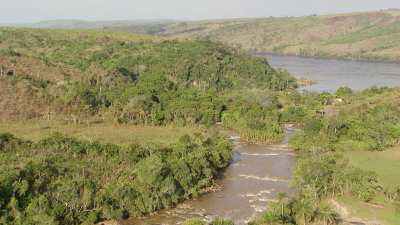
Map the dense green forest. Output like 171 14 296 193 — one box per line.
0 131 232 224
0 28 295 143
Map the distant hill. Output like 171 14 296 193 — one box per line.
10 10 400 61
113 9 400 62
4 19 176 30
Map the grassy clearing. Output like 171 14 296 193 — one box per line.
339 147 400 224
0 120 201 145
338 195 400 225
344 148 400 189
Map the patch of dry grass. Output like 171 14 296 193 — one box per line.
0 120 201 145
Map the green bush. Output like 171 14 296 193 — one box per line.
346 168 381 202
251 191 339 225
0 133 26 152
184 218 206 225
336 86 353 98
280 106 307 123
210 218 234 225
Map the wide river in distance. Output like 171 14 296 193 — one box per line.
128 55 400 225
264 54 400 92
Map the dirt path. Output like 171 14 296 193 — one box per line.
330 200 383 225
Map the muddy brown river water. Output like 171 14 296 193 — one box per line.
128 128 296 225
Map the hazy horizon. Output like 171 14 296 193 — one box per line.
1 0 400 24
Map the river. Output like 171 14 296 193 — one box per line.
265 54 400 92
128 127 296 225
128 55 400 225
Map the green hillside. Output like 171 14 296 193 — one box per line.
0 28 295 138
116 9 400 62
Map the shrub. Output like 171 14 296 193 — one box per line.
184 218 206 225
210 218 234 225
336 86 353 98
0 133 26 151
346 168 381 202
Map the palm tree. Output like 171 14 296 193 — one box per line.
293 197 314 225
277 192 288 219
315 204 340 225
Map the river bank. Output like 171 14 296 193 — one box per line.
257 52 400 65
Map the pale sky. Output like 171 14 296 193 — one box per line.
1 0 400 23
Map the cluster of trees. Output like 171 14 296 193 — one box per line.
293 153 381 202
290 87 400 152
221 90 284 143
0 131 232 225
384 186 400 212
250 193 339 225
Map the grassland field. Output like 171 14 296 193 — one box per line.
0 120 201 146
336 147 400 225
